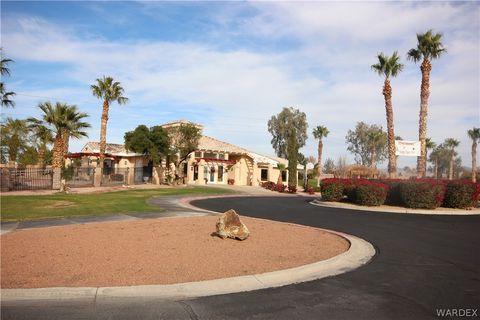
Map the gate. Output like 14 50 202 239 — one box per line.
65 167 95 188
101 167 128 186
1 168 53 191
133 166 153 184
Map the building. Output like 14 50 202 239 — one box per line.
66 120 300 186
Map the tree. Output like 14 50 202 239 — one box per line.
1 49 15 108
33 102 90 168
276 163 286 184
312 125 329 186
444 138 460 180
91 76 129 167
0 118 29 163
323 158 335 174
467 127 480 182
371 51 403 178
345 122 387 167
124 125 170 165
27 119 53 168
407 30 447 178
268 107 308 187
61 107 91 157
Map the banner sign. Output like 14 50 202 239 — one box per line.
395 140 421 156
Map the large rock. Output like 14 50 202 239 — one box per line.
215 209 250 241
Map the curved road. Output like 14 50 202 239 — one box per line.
3 196 480 320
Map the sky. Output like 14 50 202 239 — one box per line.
1 1 479 169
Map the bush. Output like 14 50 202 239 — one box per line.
443 181 480 209
320 179 345 201
287 185 297 193
378 179 404 206
400 180 446 209
274 183 287 193
351 181 388 206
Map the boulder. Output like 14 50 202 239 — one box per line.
215 209 250 241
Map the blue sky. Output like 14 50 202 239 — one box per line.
1 1 479 169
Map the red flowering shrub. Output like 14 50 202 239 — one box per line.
274 183 287 193
320 179 345 201
351 181 388 206
262 181 275 190
443 180 480 209
400 179 446 209
287 185 297 193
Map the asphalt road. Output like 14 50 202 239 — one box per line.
3 196 480 320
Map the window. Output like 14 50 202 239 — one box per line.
194 152 202 158
124 160 128 165
261 169 268 181
218 153 225 160
281 170 287 182
218 165 223 182
204 152 216 159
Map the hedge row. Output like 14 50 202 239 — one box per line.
261 181 297 194
320 178 480 209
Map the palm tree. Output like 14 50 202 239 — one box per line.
276 163 286 184
0 118 29 163
35 102 90 168
444 138 459 180
468 127 480 182
1 49 15 108
312 125 329 186
407 30 447 178
90 76 128 168
371 51 404 179
27 119 53 168
429 146 441 179
425 137 436 176
62 106 91 157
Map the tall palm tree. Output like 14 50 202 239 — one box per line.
312 125 329 186
429 146 441 179
468 127 480 182
62 107 91 157
1 49 15 108
0 118 29 163
27 119 53 168
425 137 436 176
444 138 459 180
90 76 128 167
407 30 447 178
371 51 404 179
35 102 90 168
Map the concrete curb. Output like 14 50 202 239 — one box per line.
310 199 480 215
1 230 375 302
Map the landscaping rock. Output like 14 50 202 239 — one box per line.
215 209 250 241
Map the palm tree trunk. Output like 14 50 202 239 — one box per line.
99 100 110 168
371 147 377 169
316 141 323 186
52 133 64 168
383 79 396 179
472 142 477 183
62 129 70 159
38 146 46 169
417 58 432 178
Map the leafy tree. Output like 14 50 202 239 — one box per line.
323 158 335 174
61 107 91 157
407 30 447 177
91 76 129 167
268 107 308 187
0 118 29 162
444 138 460 180
124 125 170 165
467 127 480 183
33 102 90 168
312 125 329 185
345 122 387 167
371 51 403 178
18 146 39 167
0 48 15 108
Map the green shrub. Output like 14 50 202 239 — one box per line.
443 181 480 209
320 179 344 201
400 180 446 209
378 179 404 206
352 183 388 206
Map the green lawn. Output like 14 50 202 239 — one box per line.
0 186 236 222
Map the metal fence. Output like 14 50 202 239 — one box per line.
1 168 53 191
65 167 95 188
101 167 128 186
133 166 153 184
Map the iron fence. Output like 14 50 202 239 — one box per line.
101 167 128 186
65 167 95 188
133 166 153 184
1 168 53 191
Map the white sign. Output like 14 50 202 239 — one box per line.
395 140 421 156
